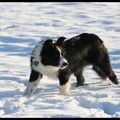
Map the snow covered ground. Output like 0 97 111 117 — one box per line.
0 2 120 118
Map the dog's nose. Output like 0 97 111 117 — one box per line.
62 62 68 67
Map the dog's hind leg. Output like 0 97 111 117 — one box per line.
94 47 119 85
24 70 43 96
96 62 119 85
92 65 107 80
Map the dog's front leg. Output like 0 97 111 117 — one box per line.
58 68 71 95
24 70 43 96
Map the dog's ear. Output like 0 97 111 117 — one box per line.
56 37 66 47
44 39 53 46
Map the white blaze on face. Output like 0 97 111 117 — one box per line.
57 47 68 68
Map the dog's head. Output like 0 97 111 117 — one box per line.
40 39 68 69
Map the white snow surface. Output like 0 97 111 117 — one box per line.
0 2 120 118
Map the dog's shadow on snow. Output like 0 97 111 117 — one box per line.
34 84 59 96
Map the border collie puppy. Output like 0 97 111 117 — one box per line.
24 39 69 96
25 33 119 96
56 33 119 88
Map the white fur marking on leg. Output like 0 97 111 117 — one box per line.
24 79 40 96
100 77 112 84
60 80 71 95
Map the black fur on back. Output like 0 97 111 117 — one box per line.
57 33 104 73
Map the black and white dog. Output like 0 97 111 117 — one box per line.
24 33 119 96
24 39 69 96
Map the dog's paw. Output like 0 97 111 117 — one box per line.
60 80 71 95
